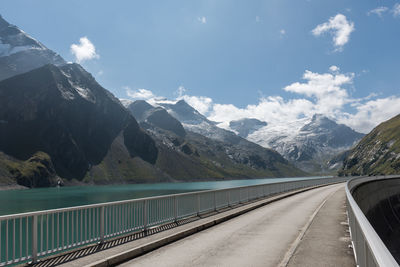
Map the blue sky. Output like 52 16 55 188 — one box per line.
1 0 400 132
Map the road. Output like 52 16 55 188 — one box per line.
120 183 345 267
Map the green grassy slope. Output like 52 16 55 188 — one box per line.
340 114 400 176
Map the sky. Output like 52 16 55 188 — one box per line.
1 0 400 133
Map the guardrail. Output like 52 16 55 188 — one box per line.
346 176 399 267
0 177 347 266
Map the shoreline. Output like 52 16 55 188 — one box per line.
0 176 331 192
0 183 28 191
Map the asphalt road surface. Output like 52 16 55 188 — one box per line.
120 183 344 267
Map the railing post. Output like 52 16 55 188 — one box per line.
213 191 217 211
174 196 178 223
228 190 231 207
143 200 148 233
99 206 105 244
197 193 200 216
32 215 38 263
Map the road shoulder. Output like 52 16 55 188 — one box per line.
286 187 355 267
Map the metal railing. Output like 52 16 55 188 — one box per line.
346 176 399 267
0 176 347 266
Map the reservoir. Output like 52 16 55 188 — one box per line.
0 176 330 216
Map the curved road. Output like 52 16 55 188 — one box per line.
120 183 344 267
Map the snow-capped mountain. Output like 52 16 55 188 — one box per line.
127 100 187 137
156 99 362 173
247 114 364 173
0 15 65 81
229 118 267 138
158 100 240 143
125 100 305 177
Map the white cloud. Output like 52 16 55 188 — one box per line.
125 87 155 100
312 14 354 51
329 65 340 73
280 29 286 37
339 97 400 133
70 37 99 63
283 69 353 115
207 67 399 134
175 86 186 98
367 6 389 17
198 16 207 24
173 86 213 114
181 95 213 115
124 69 400 134
208 96 314 128
392 3 400 17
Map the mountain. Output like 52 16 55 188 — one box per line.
229 118 267 138
0 63 158 186
0 64 304 187
340 114 400 176
0 16 306 187
0 15 65 81
247 114 364 173
159 100 252 144
127 100 186 137
127 100 306 179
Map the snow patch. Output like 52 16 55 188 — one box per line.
119 98 134 107
73 84 95 102
0 40 45 57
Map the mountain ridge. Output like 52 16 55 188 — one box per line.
0 15 65 81
245 114 364 173
127 100 306 179
340 114 400 176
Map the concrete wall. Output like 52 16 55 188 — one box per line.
352 177 400 262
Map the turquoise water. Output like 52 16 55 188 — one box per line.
0 176 330 216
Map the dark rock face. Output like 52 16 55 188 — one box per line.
146 108 186 138
0 15 65 81
123 118 158 164
0 64 157 180
127 100 154 122
229 118 267 138
128 100 186 138
159 100 207 125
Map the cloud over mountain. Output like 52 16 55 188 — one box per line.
70 36 99 63
125 66 400 134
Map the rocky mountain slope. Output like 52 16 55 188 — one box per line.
0 15 307 187
0 63 158 186
340 114 400 176
127 100 306 179
246 114 364 173
229 118 267 138
0 15 65 81
128 100 186 137
158 99 363 174
159 100 263 146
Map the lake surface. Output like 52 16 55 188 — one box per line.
0 176 330 216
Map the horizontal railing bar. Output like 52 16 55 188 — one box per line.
346 176 399 267
0 177 337 220
0 176 349 266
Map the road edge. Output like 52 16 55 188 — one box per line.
87 182 345 267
